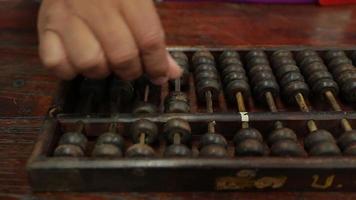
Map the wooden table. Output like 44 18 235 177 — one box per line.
1 1 356 199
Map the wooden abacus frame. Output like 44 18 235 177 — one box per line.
27 47 356 192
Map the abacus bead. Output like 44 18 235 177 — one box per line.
219 57 243 69
253 79 280 101
195 70 220 81
341 79 356 102
344 144 356 156
328 57 352 69
131 119 158 145
324 50 347 63
283 81 310 103
268 128 298 146
92 144 122 157
200 133 228 148
223 72 248 86
54 144 84 157
164 144 192 157
170 51 188 63
304 129 336 151
225 79 251 99
59 132 87 150
246 50 267 61
300 62 328 75
233 128 263 144
330 64 354 78
270 140 306 157
164 118 192 144
126 144 155 157
96 132 125 150
306 71 333 86
249 65 273 75
235 139 265 156
247 57 269 69
219 50 240 61
272 57 296 68
274 65 300 80
295 50 318 62
165 100 190 113
312 79 339 98
300 56 323 68
194 64 218 73
192 51 214 66
335 72 356 86
200 145 228 157
132 102 157 114
279 71 305 86
196 79 221 101
272 50 294 58
222 64 246 77
309 142 341 156
338 130 356 150
250 71 276 85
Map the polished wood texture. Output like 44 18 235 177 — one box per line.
1 0 356 199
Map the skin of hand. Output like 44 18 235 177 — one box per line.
37 0 182 85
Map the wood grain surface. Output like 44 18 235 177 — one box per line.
1 0 356 199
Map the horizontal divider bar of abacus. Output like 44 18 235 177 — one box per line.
167 46 356 52
56 111 356 124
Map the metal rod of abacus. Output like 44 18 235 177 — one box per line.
294 93 318 132
175 78 181 92
265 92 283 129
235 92 249 129
144 85 150 102
205 91 216 133
325 91 353 132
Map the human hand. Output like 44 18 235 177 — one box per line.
38 0 182 84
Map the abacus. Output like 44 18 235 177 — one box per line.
27 47 356 192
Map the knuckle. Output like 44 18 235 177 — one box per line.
140 31 165 53
73 55 101 71
107 49 139 67
40 55 62 70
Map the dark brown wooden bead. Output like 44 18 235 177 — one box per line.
170 51 189 63
235 139 265 156
341 79 356 102
279 71 305 86
245 50 267 62
132 102 157 114
299 62 328 75
234 128 263 144
344 143 356 156
295 50 318 63
225 79 251 100
221 64 246 77
270 140 306 157
222 71 248 85
328 56 352 69
304 129 337 151
323 50 347 63
250 71 276 85
268 127 298 145
192 51 215 67
54 144 85 157
58 132 88 151
130 119 158 145
164 144 192 157
274 64 300 80
219 57 243 70
283 81 310 103
92 144 123 157
95 132 125 151
200 144 228 157
252 79 280 102
194 63 218 74
338 130 356 151
307 71 333 87
125 144 155 158
164 118 192 144
272 57 296 68
299 55 323 68
164 92 190 113
248 64 273 76
196 78 221 101
247 57 270 69
195 70 220 81
311 79 339 98
309 142 341 156
200 133 228 149
219 50 240 62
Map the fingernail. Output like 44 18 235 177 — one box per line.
167 54 183 79
151 76 169 85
